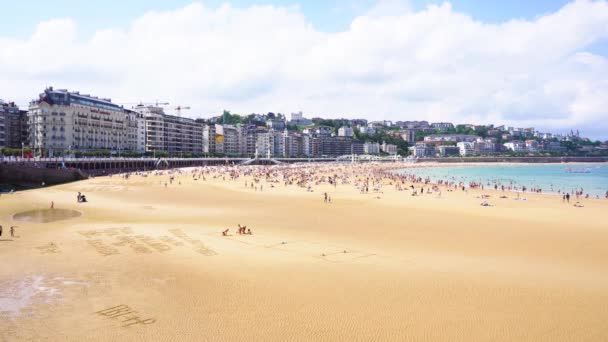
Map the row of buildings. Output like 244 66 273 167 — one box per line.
0 100 28 150
409 138 570 157
2 87 599 158
3 87 372 157
203 123 366 157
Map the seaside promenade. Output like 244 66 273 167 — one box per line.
1 163 607 341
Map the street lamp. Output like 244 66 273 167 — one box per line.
21 142 24 159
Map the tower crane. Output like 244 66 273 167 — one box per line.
171 105 191 117
118 101 170 107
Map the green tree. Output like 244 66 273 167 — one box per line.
221 110 243 125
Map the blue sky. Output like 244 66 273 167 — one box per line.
1 0 575 36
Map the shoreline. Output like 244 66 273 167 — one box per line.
386 162 607 198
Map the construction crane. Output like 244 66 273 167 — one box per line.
172 105 191 117
118 101 170 107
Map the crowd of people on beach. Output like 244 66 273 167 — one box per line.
105 162 607 219
1 162 602 252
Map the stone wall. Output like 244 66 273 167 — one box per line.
0 163 86 187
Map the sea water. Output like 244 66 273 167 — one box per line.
395 164 608 197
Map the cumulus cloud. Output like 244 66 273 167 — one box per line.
1 0 607 139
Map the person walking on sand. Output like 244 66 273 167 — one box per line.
10 226 16 237
0 225 3 237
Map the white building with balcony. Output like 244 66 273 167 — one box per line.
363 141 380 154
381 142 398 155
28 87 131 156
338 126 354 137
457 142 475 156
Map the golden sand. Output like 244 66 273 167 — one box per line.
1 163 607 341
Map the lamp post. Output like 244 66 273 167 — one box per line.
21 142 24 159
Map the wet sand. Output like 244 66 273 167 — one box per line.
1 163 607 341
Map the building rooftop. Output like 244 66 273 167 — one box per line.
32 87 123 112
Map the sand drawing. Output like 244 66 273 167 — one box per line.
135 235 172 252
169 228 218 256
158 236 184 246
77 227 215 257
87 240 120 256
95 305 155 328
112 236 152 254
78 227 133 238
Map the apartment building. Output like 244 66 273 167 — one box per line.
363 141 380 154
202 124 216 154
28 87 130 155
133 104 202 155
1 100 28 149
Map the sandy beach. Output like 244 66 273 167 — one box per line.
1 163 607 341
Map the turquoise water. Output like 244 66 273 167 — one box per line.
395 164 608 197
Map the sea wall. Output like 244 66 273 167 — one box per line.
418 156 608 163
0 163 86 187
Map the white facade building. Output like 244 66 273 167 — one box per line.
431 122 454 132
381 142 398 155
216 124 239 155
457 142 475 156
28 87 131 156
202 124 216 154
256 132 275 158
338 126 354 137
133 104 202 155
363 142 380 154
358 125 376 135
290 111 303 122
503 141 526 152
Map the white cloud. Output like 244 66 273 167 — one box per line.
1 0 608 139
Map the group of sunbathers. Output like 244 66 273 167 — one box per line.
222 224 252 236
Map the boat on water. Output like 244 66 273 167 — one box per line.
566 167 591 173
